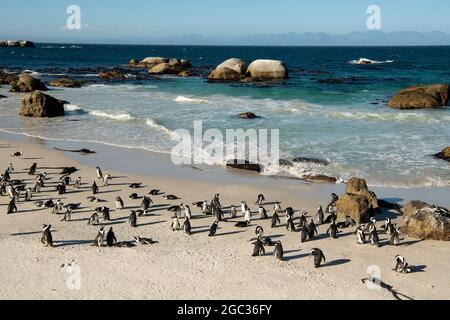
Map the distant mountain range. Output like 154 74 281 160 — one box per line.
132 31 450 46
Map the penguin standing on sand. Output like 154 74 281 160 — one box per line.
183 217 192 235
6 198 17 214
251 236 265 257
394 255 412 274
214 206 224 222
129 211 137 228
88 211 99 226
389 227 401 246
25 187 32 201
298 212 307 229
28 163 37 175
103 174 112 186
2 170 10 182
300 226 308 243
316 206 324 224
208 221 219 237
259 206 268 219
106 227 117 247
286 215 296 232
7 163 14 173
356 224 366 244
41 224 53 247
230 205 237 218
255 194 266 205
74 177 82 189
241 201 248 215
255 226 264 237
244 208 252 223
52 200 63 215
96 167 103 179
273 241 284 261
171 217 181 231
310 248 326 268
274 202 282 214
92 227 105 247
202 201 211 215
141 196 153 212
327 221 339 239
369 225 380 247
184 205 192 220
115 196 124 210
102 206 111 221
308 220 318 240
271 210 281 228
383 218 395 236
91 181 99 195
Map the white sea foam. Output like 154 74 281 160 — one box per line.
349 57 394 65
174 96 210 104
90 110 135 121
145 118 182 141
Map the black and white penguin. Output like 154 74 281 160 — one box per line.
271 211 281 228
258 206 268 220
310 248 326 268
316 205 324 224
92 227 105 247
134 236 156 245
115 196 124 210
273 202 282 214
241 201 248 215
389 226 401 246
91 181 99 195
208 221 219 237
202 201 211 215
7 163 14 173
286 215 296 232
96 167 103 179
149 189 160 196
369 225 380 247
40 224 53 247
61 176 71 186
28 163 37 175
300 227 308 243
324 212 337 224
11 149 23 157
163 194 179 200
308 219 318 240
244 208 252 223
106 227 117 247
183 217 192 235
25 187 32 201
214 206 225 222
6 198 17 214
129 210 137 228
255 226 264 237
103 174 112 186
356 224 366 244
102 206 111 221
129 193 140 200
383 218 395 236
251 236 265 257
170 217 181 231
88 211 99 226
394 255 412 274
52 200 63 215
298 212 308 229
273 241 284 261
327 221 339 239
74 177 82 189
141 196 153 211
230 205 237 218
235 220 250 228
255 194 266 205
56 183 66 195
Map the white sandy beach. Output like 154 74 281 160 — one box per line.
0 136 449 300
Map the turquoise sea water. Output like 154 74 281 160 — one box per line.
0 44 449 187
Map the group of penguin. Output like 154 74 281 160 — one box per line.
2 150 413 274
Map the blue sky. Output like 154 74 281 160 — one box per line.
1 0 450 43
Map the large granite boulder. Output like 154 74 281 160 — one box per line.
148 63 183 75
20 91 66 117
99 69 126 80
434 147 450 162
401 201 450 241
0 72 18 85
208 58 247 81
10 74 48 92
336 177 379 223
239 112 258 119
245 60 288 80
141 57 169 66
226 160 262 173
388 84 450 109
48 78 83 88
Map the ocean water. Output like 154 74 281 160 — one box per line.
0 44 449 188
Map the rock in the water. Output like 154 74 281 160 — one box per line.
293 157 330 166
388 84 450 109
208 58 247 81
239 112 258 119
0 94 6 99
226 160 262 173
10 74 48 92
303 174 337 183
48 78 83 88
402 201 450 241
20 91 66 118
245 59 288 80
434 147 450 162
0 71 18 85
141 57 169 66
99 69 126 80
178 70 192 77
149 63 182 75
336 177 379 223
0 40 35 47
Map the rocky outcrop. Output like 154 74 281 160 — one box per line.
388 84 450 109
48 78 83 88
148 59 193 76
0 40 35 47
208 58 247 81
239 112 259 119
336 177 379 223
303 174 337 183
226 160 262 173
20 91 66 118
434 147 450 162
293 157 330 166
10 74 48 92
99 69 126 81
0 95 6 100
401 201 450 241
245 60 288 80
0 72 18 85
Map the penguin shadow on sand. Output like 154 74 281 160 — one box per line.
322 258 352 268
137 220 167 228
215 230 246 237
53 239 93 248
283 250 309 261
11 230 58 237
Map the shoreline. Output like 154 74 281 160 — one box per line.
0 133 449 300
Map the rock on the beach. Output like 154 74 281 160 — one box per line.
208 58 247 81
226 160 262 173
48 78 83 88
303 174 337 183
402 201 450 241
10 74 48 92
99 69 126 81
239 112 258 119
0 71 18 85
245 59 288 80
20 91 66 118
434 147 450 162
336 177 379 223
388 84 450 109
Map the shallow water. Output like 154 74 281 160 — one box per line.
0 44 449 187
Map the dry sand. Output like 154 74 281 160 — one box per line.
0 137 449 300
